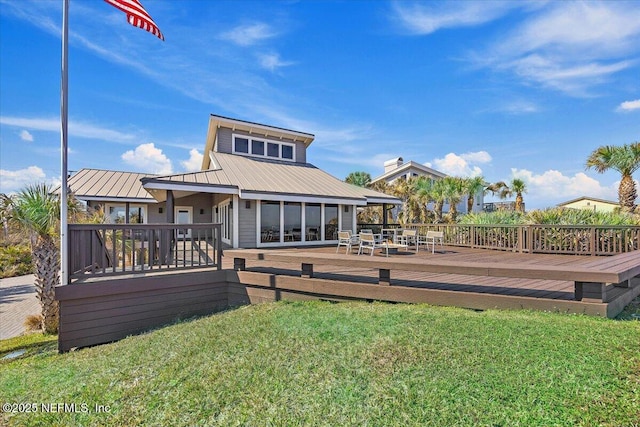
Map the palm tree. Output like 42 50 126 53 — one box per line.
462 176 485 214
510 178 527 213
344 171 372 188
412 176 434 222
429 179 447 223
6 184 83 333
486 179 527 212
586 142 640 213
442 176 466 221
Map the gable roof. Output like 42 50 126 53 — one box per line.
67 168 156 203
143 152 400 205
371 160 447 183
201 114 315 170
557 196 618 207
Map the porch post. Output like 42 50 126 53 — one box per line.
166 190 175 223
125 202 130 224
162 190 175 264
382 204 388 228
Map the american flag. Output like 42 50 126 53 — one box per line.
104 0 165 41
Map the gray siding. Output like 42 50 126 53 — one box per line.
238 200 257 248
175 193 214 224
294 141 306 163
216 128 233 154
341 205 353 232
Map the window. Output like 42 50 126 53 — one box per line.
234 137 249 153
267 142 279 158
305 204 321 241
284 202 302 242
252 140 264 156
106 204 147 224
260 202 280 243
282 145 293 160
324 204 338 241
233 134 295 161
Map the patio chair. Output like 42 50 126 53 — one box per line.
423 230 444 254
396 229 417 251
336 230 360 253
358 232 379 256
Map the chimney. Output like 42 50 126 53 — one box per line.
384 157 403 174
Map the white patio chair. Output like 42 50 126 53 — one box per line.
396 229 417 251
424 230 444 254
336 230 360 253
358 232 379 256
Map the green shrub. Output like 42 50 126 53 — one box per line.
0 243 33 278
459 207 640 226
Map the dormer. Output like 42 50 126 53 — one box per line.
201 114 315 169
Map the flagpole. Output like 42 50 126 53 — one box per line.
60 0 69 286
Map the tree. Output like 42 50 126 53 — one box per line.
462 176 486 214
6 184 83 333
510 178 527 213
442 176 466 221
344 171 372 188
586 142 640 213
486 179 527 212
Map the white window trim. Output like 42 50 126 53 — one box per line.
256 201 341 248
232 133 296 162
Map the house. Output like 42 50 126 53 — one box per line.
557 196 619 213
68 114 400 248
370 157 484 214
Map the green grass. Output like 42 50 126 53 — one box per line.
1 302 639 426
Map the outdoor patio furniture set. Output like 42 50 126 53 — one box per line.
337 229 444 257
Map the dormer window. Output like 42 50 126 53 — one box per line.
234 137 249 153
233 134 296 162
252 140 264 156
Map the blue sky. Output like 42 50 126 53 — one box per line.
1 0 639 209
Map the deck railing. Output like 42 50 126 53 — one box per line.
68 223 223 283
359 223 640 256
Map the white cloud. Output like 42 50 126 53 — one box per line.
180 149 203 172
219 23 277 46
121 143 172 174
0 166 46 193
427 151 491 177
392 1 519 35
0 116 138 144
19 130 34 142
616 99 640 112
475 2 640 96
258 53 295 72
509 168 618 208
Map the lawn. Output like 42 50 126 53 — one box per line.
1 301 639 426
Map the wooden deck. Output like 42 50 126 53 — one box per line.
225 245 640 318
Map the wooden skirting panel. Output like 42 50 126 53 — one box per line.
228 270 614 317
56 270 229 352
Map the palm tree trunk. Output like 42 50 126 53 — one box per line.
619 174 637 213
515 194 524 213
434 201 443 223
467 195 473 214
33 236 60 334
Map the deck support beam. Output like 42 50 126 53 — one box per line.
302 263 313 278
379 268 391 286
575 281 606 302
234 257 246 271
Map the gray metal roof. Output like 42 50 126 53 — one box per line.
143 153 400 205
371 160 447 184
68 169 156 202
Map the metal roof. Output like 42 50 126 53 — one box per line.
143 152 400 205
68 169 156 202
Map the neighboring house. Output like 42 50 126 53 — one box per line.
68 114 400 248
557 196 619 213
370 157 484 214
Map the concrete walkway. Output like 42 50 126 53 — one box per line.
0 275 40 340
